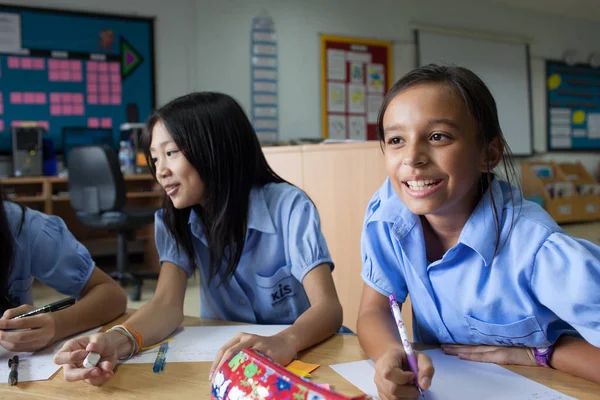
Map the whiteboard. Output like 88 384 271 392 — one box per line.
417 30 533 156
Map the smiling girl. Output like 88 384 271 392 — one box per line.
356 64 600 399
54 92 342 385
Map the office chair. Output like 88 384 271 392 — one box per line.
68 145 159 301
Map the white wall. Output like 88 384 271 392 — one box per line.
8 0 600 178
194 0 600 177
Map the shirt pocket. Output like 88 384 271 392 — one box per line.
254 265 308 324
464 315 546 346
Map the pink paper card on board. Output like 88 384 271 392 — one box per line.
24 93 35 104
73 93 84 104
111 84 122 93
35 93 46 104
87 61 97 71
87 72 97 82
10 92 22 104
73 72 82 81
48 59 59 69
62 105 73 115
49 71 60 81
60 60 69 69
110 63 119 73
100 83 109 94
38 121 49 130
88 95 98 104
7 57 19 69
70 60 81 71
100 95 110 104
101 118 112 128
99 74 109 83
50 105 61 116
33 58 45 70
21 58 33 69
98 63 108 72
0 121 4 131
50 93 60 103
73 105 84 115
110 74 121 84
60 71 70 81
111 95 121 105
88 118 99 128
62 93 72 102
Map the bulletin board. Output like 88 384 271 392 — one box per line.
547 60 600 151
0 4 155 153
320 34 392 140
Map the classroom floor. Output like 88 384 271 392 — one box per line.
32 272 201 317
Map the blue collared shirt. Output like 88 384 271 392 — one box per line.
5 202 96 305
155 182 333 324
361 178 600 347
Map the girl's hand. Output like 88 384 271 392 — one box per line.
374 347 434 400
209 332 298 381
441 344 538 366
0 305 56 352
53 332 120 386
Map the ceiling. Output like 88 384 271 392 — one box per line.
485 0 600 22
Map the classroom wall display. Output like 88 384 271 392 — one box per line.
250 13 278 143
0 4 155 153
546 60 600 151
320 35 392 140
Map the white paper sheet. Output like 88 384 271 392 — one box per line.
331 349 575 400
327 49 346 81
122 324 289 364
0 327 102 384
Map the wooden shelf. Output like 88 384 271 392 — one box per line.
7 195 46 202
51 192 161 201
127 191 162 198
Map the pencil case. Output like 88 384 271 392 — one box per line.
210 348 370 399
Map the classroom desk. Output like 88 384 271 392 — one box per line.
1 313 599 399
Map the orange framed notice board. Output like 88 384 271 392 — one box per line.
320 34 392 140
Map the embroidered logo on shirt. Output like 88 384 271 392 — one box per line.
271 283 294 305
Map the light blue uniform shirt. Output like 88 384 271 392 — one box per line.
5 202 96 305
155 182 333 324
361 178 600 347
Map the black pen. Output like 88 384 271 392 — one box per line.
12 297 76 320
8 355 18 386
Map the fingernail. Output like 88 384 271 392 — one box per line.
420 376 431 388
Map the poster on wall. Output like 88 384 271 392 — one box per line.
0 4 155 154
320 35 391 140
250 13 278 143
546 60 600 151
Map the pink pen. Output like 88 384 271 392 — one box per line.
389 294 424 397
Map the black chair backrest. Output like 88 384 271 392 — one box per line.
68 145 126 213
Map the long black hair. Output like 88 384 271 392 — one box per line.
0 184 24 312
377 64 520 259
144 92 288 283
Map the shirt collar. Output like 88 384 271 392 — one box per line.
458 177 507 266
187 185 276 239
368 178 418 238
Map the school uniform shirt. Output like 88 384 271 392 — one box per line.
361 178 600 348
155 182 333 324
5 202 96 305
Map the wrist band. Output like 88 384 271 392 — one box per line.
107 325 140 360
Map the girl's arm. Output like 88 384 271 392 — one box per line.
275 263 342 352
51 266 127 341
0 267 127 352
550 336 600 384
109 261 188 357
209 264 342 379
357 283 404 360
357 284 434 398
53 262 188 385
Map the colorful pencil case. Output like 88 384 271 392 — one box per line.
211 348 370 399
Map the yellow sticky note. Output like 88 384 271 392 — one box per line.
286 360 320 374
